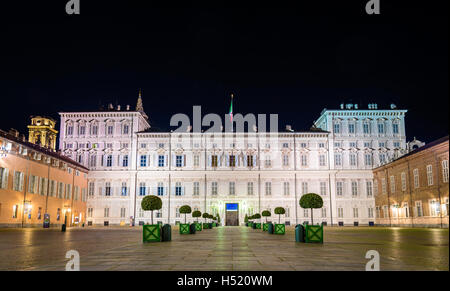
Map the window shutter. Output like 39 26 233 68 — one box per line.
172 154 176 167
153 154 157 167
171 186 175 195
183 155 186 167
226 155 230 167
153 186 157 195
165 155 168 167
208 155 212 167
253 155 257 167
182 186 185 196
98 187 103 196
244 155 247 167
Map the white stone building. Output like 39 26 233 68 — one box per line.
58 96 407 226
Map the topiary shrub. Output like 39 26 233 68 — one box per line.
244 214 249 223
192 210 202 222
253 213 261 223
179 205 192 224
262 210 271 222
274 207 286 224
300 193 323 225
202 212 209 223
141 195 162 225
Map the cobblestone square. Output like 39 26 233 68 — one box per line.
0 226 448 271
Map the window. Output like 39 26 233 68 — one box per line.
140 143 147 149
49 180 56 197
157 182 164 196
105 182 111 196
79 125 86 135
193 182 199 196
229 182 235 195
121 182 128 196
429 200 440 217
353 208 358 218
28 175 37 194
366 181 373 198
193 155 200 167
363 123 370 134
107 125 114 135
89 155 97 167
104 208 109 218
176 155 183 167
401 172 407 191
211 155 219 167
300 155 307 166
374 180 378 195
413 169 420 188
303 208 309 217
247 155 254 167
334 123 340 134
58 182 64 198
91 125 98 135
139 182 146 196
67 125 73 135
282 143 289 148
13 171 24 192
318 143 325 148
364 154 372 166
106 155 113 167
140 155 147 167
320 182 327 196
265 182 272 195
106 143 113 149
377 123 385 134
175 182 182 196
122 155 129 167
336 182 343 196
334 154 342 166
348 123 355 134
87 208 93 218
349 142 357 148
321 208 327 218
283 155 290 166
283 182 290 195
390 176 396 193
247 182 253 195
426 165 433 186
158 143 165 149
392 123 399 134
351 181 358 197
123 124 129 135
442 160 449 183
393 142 400 148
301 182 308 194
379 153 386 164
403 202 409 218
158 155 165 167
381 178 386 194
415 201 423 217
211 182 218 195
229 155 236 167
120 208 126 218
265 156 271 167
368 207 374 218
319 155 326 167
88 182 95 197
338 208 344 218
350 153 357 166
300 143 307 148
74 186 80 200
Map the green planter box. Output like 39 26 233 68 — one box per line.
305 224 323 243
263 223 269 231
195 223 202 231
249 222 253 228
255 223 261 229
143 224 161 242
274 224 285 235
203 223 210 229
179 223 190 234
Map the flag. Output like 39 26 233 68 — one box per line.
229 93 234 123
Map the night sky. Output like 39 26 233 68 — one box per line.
0 1 448 142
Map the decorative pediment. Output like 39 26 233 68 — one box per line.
174 148 184 155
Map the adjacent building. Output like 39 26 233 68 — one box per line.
374 136 449 228
0 124 88 228
58 94 408 227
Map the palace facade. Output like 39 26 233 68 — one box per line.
374 136 449 228
0 128 88 228
58 95 408 226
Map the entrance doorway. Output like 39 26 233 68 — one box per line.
225 203 239 226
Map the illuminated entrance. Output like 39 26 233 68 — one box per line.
225 203 239 226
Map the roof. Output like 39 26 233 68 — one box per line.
374 135 449 170
0 129 89 172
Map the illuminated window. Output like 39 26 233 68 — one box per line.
426 165 433 186
442 160 449 183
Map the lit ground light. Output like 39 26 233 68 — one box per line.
0 226 448 271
